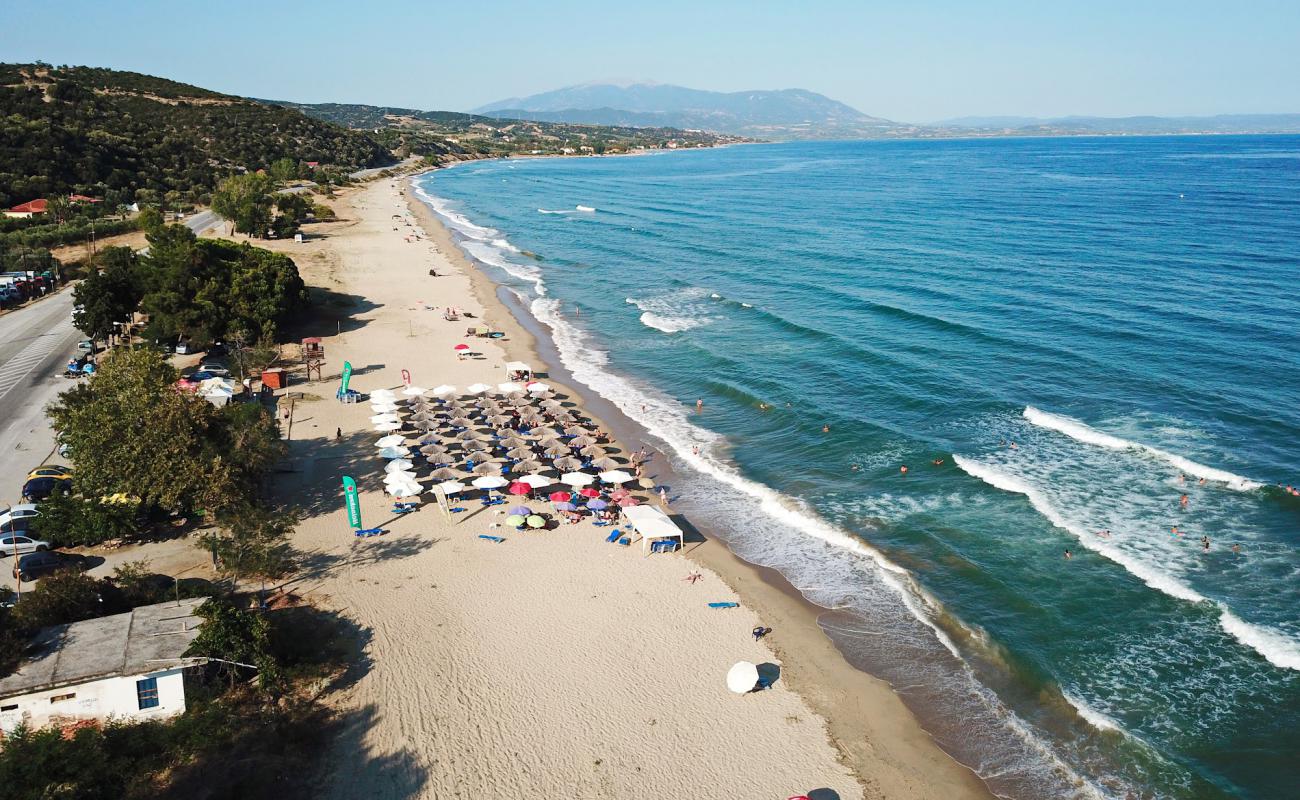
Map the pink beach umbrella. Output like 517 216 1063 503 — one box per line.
453 343 470 352
507 481 532 496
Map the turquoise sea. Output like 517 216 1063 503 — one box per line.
415 136 1300 799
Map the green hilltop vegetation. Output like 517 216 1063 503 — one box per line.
257 99 748 158
0 63 395 209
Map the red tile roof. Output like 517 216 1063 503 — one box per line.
8 199 47 214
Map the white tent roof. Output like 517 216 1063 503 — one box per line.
621 505 684 552
505 361 531 373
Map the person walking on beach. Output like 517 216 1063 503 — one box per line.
659 486 668 507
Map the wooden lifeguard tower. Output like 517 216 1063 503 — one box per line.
301 337 325 382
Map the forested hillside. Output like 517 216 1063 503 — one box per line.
0 63 394 208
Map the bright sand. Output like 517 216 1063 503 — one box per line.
248 175 992 800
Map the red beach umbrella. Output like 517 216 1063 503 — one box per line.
578 487 601 498
609 488 633 502
507 481 532 496
548 491 573 502
453 343 470 352
616 496 640 507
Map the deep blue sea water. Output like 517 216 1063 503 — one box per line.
416 136 1300 800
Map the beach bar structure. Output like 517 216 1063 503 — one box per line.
505 361 532 382
621 505 685 554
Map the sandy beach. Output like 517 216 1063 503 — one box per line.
241 174 993 800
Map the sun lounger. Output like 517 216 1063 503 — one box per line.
604 528 622 543
707 602 739 609
478 534 505 543
355 527 385 538
617 537 631 546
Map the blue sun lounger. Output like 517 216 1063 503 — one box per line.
478 534 505 543
604 528 623 543
355 527 384 538
708 602 739 609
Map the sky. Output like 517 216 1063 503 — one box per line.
3 0 1297 122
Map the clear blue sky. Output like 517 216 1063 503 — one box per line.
3 0 1297 121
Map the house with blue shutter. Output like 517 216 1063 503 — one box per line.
0 597 208 734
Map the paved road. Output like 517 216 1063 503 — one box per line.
0 289 82 507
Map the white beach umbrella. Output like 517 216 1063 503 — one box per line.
402 385 428 396
472 475 509 490
387 483 423 498
373 421 402 432
560 472 595 488
467 382 493 394
435 480 467 495
370 389 397 400
369 413 401 424
384 458 414 472
432 384 457 397
375 434 406 448
384 472 419 486
526 382 552 394
497 382 524 394
378 446 411 459
599 470 635 485
369 402 399 413
517 474 554 489
726 661 759 694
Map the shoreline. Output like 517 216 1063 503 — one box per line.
405 171 995 798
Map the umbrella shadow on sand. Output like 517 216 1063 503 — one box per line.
756 662 782 688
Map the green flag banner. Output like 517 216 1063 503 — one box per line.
342 475 362 529
340 360 354 394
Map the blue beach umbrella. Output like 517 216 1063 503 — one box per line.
553 501 577 512
586 499 609 511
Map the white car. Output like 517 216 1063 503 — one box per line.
0 503 39 531
0 533 50 558
198 362 230 377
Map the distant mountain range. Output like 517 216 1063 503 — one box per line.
472 82 901 140
472 81 1300 140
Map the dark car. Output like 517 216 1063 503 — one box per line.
20 477 72 503
206 342 228 358
14 551 86 582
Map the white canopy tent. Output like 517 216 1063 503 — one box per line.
620 505 685 554
504 361 532 382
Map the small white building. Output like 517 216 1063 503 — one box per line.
0 598 209 734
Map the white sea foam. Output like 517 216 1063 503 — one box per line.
1218 609 1300 671
1023 407 1262 490
625 292 713 333
954 454 1300 671
1062 693 1121 733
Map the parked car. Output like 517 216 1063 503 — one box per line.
197 362 230 377
0 503 40 530
175 341 191 355
27 464 73 481
0 533 51 558
14 551 87 582
21 477 72 502
206 342 229 358
77 339 96 352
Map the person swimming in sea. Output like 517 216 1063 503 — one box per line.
1172 526 1181 537
899 465 909 474
822 424 830 433
1064 549 1072 559
932 458 945 466
1097 529 1111 538
1180 493 1189 507
1202 536 1211 552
